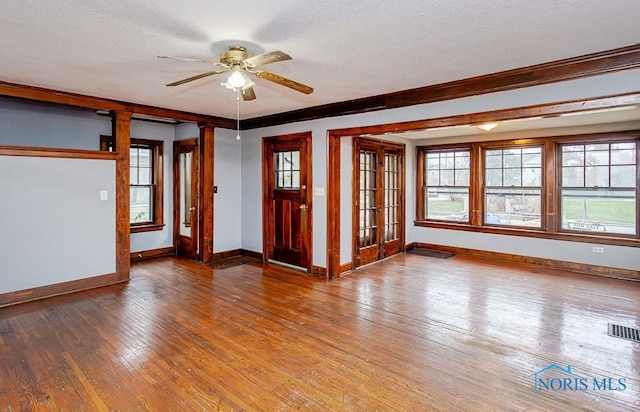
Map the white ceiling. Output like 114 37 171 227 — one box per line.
1 0 640 120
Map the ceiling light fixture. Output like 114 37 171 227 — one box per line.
477 122 499 132
220 67 256 141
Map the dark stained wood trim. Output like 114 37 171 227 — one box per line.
262 132 313 273
212 248 242 260
130 247 175 262
0 273 124 308
242 44 640 129
0 145 116 160
0 81 236 127
351 137 406 268
102 135 165 231
330 92 640 139
327 131 341 280
198 124 215 264
416 130 640 247
240 249 264 260
414 220 640 248
113 111 132 282
311 266 327 278
415 243 639 281
339 262 353 274
405 242 416 251
327 92 640 280
130 224 165 233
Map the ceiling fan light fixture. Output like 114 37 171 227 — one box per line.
477 122 499 132
226 69 247 88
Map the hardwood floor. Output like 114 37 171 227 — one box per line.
0 254 638 411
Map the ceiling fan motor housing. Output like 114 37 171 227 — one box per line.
220 46 253 66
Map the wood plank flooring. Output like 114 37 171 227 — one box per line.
0 254 638 411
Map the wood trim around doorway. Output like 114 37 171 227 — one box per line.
262 131 313 273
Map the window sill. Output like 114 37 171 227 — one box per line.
414 220 640 248
131 224 165 233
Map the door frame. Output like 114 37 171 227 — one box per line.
262 132 313 273
173 138 199 259
352 136 406 267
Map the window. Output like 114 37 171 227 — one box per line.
560 141 637 235
484 146 542 227
101 136 164 232
416 131 639 245
423 149 470 222
275 150 300 189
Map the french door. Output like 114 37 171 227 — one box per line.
353 137 405 267
263 132 312 271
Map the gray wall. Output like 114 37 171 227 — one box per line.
129 119 175 253
214 128 242 252
0 156 116 294
0 97 111 149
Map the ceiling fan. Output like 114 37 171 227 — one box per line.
158 45 314 101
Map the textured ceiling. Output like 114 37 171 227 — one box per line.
1 0 640 120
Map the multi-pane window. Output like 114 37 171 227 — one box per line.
417 132 639 243
484 146 542 227
560 141 637 235
100 136 164 231
424 150 470 222
130 144 154 224
275 150 300 189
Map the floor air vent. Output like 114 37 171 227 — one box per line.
406 248 455 259
608 323 640 343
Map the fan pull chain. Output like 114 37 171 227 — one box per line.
236 89 241 141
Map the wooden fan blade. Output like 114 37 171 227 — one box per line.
158 55 227 68
244 51 291 68
166 70 226 87
242 87 257 101
255 71 313 94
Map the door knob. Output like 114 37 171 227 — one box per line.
299 204 307 210
190 207 196 211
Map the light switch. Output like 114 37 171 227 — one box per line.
100 190 108 201
314 187 325 196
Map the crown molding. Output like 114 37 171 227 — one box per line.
0 81 236 128
242 43 640 130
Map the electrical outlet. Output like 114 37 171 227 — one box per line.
100 190 108 201
592 246 604 253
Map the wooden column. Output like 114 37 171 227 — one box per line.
198 122 215 263
327 132 341 279
112 110 132 281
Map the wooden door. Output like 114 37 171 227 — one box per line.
173 139 198 259
263 132 312 271
353 137 405 267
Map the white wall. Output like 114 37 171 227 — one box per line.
214 128 242 252
240 68 640 270
0 156 116 293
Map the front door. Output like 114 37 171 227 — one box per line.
353 137 405 267
263 132 312 271
174 139 198 259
